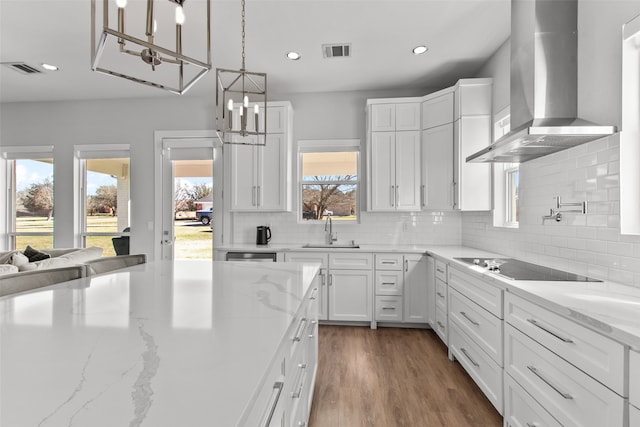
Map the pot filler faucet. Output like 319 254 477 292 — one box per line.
325 215 337 245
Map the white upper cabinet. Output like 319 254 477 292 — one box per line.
422 91 454 130
228 102 292 212
370 102 420 132
367 99 421 212
420 79 492 211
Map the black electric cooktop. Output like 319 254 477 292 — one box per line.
454 257 602 282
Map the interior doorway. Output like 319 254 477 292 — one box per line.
158 136 220 261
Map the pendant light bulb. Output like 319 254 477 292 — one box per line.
227 99 234 111
243 95 249 108
175 5 185 25
254 104 259 114
116 0 127 8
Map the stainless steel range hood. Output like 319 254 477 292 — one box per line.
467 0 617 163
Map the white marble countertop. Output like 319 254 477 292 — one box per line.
0 260 319 427
424 245 640 350
217 243 434 254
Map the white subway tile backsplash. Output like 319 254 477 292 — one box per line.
462 135 640 288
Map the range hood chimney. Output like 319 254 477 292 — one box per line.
467 0 617 163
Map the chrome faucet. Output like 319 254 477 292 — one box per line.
325 214 337 245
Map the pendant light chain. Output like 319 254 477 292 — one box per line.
241 0 246 70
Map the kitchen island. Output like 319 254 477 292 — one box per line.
0 260 320 427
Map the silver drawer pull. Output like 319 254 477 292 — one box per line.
291 368 306 399
381 306 395 310
437 321 445 329
527 318 574 343
526 423 538 427
319 271 326 286
436 292 445 298
381 261 395 264
460 311 480 326
261 381 284 427
309 287 319 300
308 320 317 338
381 282 396 285
292 318 308 342
460 347 480 367
527 365 573 400
436 267 445 273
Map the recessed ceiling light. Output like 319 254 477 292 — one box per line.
412 46 428 55
286 51 301 61
41 63 59 71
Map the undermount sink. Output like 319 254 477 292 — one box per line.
302 243 360 249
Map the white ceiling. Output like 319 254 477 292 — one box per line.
0 0 510 103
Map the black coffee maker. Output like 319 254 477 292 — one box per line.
256 226 271 245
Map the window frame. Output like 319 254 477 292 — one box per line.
1 145 55 250
491 107 519 228
75 144 131 250
297 139 361 224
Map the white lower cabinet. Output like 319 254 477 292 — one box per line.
504 323 625 427
447 265 504 414
449 321 503 413
630 350 640 427
286 252 373 323
240 281 319 427
504 374 561 427
426 256 436 327
373 253 428 325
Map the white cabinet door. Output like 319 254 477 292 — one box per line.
285 252 328 320
422 92 454 129
422 123 454 210
454 116 491 211
370 132 396 211
259 134 287 211
403 254 428 323
329 269 373 322
395 103 421 131
395 131 421 211
229 143 258 210
370 104 396 131
426 256 436 327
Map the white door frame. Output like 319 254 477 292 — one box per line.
153 131 226 261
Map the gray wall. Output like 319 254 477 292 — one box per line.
0 88 425 257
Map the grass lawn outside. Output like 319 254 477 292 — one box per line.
15 215 213 259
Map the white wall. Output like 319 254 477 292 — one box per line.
464 1 640 287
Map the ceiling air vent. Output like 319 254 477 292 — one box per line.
322 43 351 58
2 62 42 74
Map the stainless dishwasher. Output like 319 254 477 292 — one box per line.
225 251 277 262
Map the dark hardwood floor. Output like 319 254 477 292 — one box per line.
308 325 503 427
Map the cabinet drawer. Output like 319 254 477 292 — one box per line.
375 253 404 270
435 259 447 282
505 292 625 395
434 307 448 345
375 271 403 296
631 350 640 408
449 267 502 318
449 321 502 414
422 92 454 129
375 295 403 322
328 252 373 270
449 287 502 366
504 324 625 427
504 373 561 427
285 252 328 268
435 278 447 311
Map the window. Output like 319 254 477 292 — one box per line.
2 146 55 250
76 145 130 256
621 13 640 235
492 108 519 228
298 140 360 222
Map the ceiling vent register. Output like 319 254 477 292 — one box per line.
323 44 351 58
3 62 42 74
